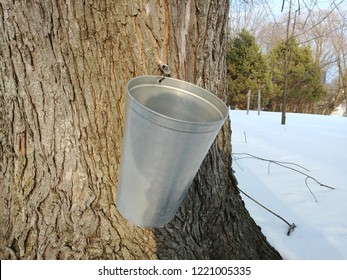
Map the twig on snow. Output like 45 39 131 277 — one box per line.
237 186 297 236
232 152 335 203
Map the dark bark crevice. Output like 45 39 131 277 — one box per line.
155 140 282 260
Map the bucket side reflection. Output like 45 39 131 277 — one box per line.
117 76 228 227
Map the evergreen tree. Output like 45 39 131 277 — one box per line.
227 29 272 109
268 38 326 112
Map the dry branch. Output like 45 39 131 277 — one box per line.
233 152 335 202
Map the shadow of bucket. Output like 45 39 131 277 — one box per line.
117 76 228 227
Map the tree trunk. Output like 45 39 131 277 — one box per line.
0 0 281 260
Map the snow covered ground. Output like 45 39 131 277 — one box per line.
230 110 347 259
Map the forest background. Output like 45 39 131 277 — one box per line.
227 0 347 120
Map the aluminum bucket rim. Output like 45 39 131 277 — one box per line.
126 75 229 130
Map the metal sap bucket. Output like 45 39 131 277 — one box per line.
117 76 228 227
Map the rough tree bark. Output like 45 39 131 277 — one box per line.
0 0 281 259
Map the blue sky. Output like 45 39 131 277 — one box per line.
270 0 347 16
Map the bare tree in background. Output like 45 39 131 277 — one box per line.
229 0 270 40
331 17 347 110
294 8 346 113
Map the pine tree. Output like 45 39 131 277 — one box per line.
227 29 272 109
268 38 326 112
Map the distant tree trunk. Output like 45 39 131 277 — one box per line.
281 0 292 125
336 54 347 112
0 0 281 259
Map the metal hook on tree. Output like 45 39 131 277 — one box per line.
158 62 171 82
